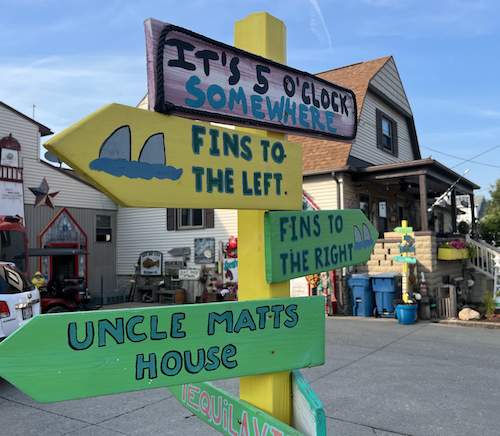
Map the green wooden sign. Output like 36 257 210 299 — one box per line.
394 226 413 234
0 297 324 403
291 370 326 436
403 235 414 241
264 210 378 283
393 256 417 264
398 244 415 254
169 380 305 436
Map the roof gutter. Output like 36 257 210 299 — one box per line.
303 165 352 177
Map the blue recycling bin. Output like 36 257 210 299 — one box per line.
348 274 375 317
371 273 402 318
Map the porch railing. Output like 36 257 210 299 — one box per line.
465 235 500 280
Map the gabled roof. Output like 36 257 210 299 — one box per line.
289 56 392 173
0 101 53 136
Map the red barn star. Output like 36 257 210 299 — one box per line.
29 178 59 208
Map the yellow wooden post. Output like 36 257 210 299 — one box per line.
234 12 292 425
401 220 409 303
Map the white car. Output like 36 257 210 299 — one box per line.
0 261 40 342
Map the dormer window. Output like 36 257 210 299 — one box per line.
376 109 398 157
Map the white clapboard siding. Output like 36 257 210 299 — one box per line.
0 105 40 162
351 94 414 166
370 57 412 115
116 207 238 275
1 104 117 211
22 159 117 210
303 175 337 210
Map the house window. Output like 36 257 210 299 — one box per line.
359 194 370 219
376 109 398 157
382 118 392 151
179 209 204 229
96 215 112 242
378 199 388 234
167 209 215 231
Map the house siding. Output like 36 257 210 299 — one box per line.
2 102 118 296
370 58 412 116
350 94 414 166
116 207 238 276
303 175 337 210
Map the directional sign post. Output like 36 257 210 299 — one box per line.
0 297 324 403
392 220 414 302
44 104 302 211
234 14 293 425
15 12 351 435
264 210 378 284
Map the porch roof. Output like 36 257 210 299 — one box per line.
347 158 480 196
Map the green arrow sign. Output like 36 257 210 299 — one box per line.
169 379 306 436
0 297 324 403
264 210 378 283
393 256 417 264
394 226 413 234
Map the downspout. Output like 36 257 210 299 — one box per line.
332 171 347 311
332 172 344 210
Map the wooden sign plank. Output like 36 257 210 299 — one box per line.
264 210 378 283
0 297 324 403
169 381 305 436
144 18 357 141
178 269 201 280
43 104 302 211
394 226 413 234
392 256 417 264
292 370 326 436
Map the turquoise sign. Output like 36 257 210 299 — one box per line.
393 256 417 264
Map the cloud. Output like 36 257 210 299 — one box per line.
0 55 146 135
307 0 333 51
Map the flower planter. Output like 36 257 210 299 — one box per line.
395 304 418 325
438 247 468 260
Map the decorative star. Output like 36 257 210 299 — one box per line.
29 178 59 208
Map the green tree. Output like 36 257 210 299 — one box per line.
479 178 500 245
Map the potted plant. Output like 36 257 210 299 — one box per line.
437 241 472 260
393 298 418 325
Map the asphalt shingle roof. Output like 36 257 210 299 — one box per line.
289 56 391 173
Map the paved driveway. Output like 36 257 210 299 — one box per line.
1 316 499 436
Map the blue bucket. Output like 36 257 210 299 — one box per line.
396 304 417 325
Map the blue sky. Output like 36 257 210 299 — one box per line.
2 0 500 198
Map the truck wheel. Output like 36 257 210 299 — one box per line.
47 306 70 313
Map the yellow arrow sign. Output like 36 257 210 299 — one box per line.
44 104 302 210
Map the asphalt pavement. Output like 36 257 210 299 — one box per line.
1 312 500 436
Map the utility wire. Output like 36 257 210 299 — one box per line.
449 144 500 169
420 145 500 168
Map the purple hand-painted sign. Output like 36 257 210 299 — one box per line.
145 18 357 142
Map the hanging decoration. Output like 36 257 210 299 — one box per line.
29 178 59 208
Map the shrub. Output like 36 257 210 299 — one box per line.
480 291 500 316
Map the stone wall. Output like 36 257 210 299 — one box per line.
354 232 468 300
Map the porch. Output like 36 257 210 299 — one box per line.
350 232 498 315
